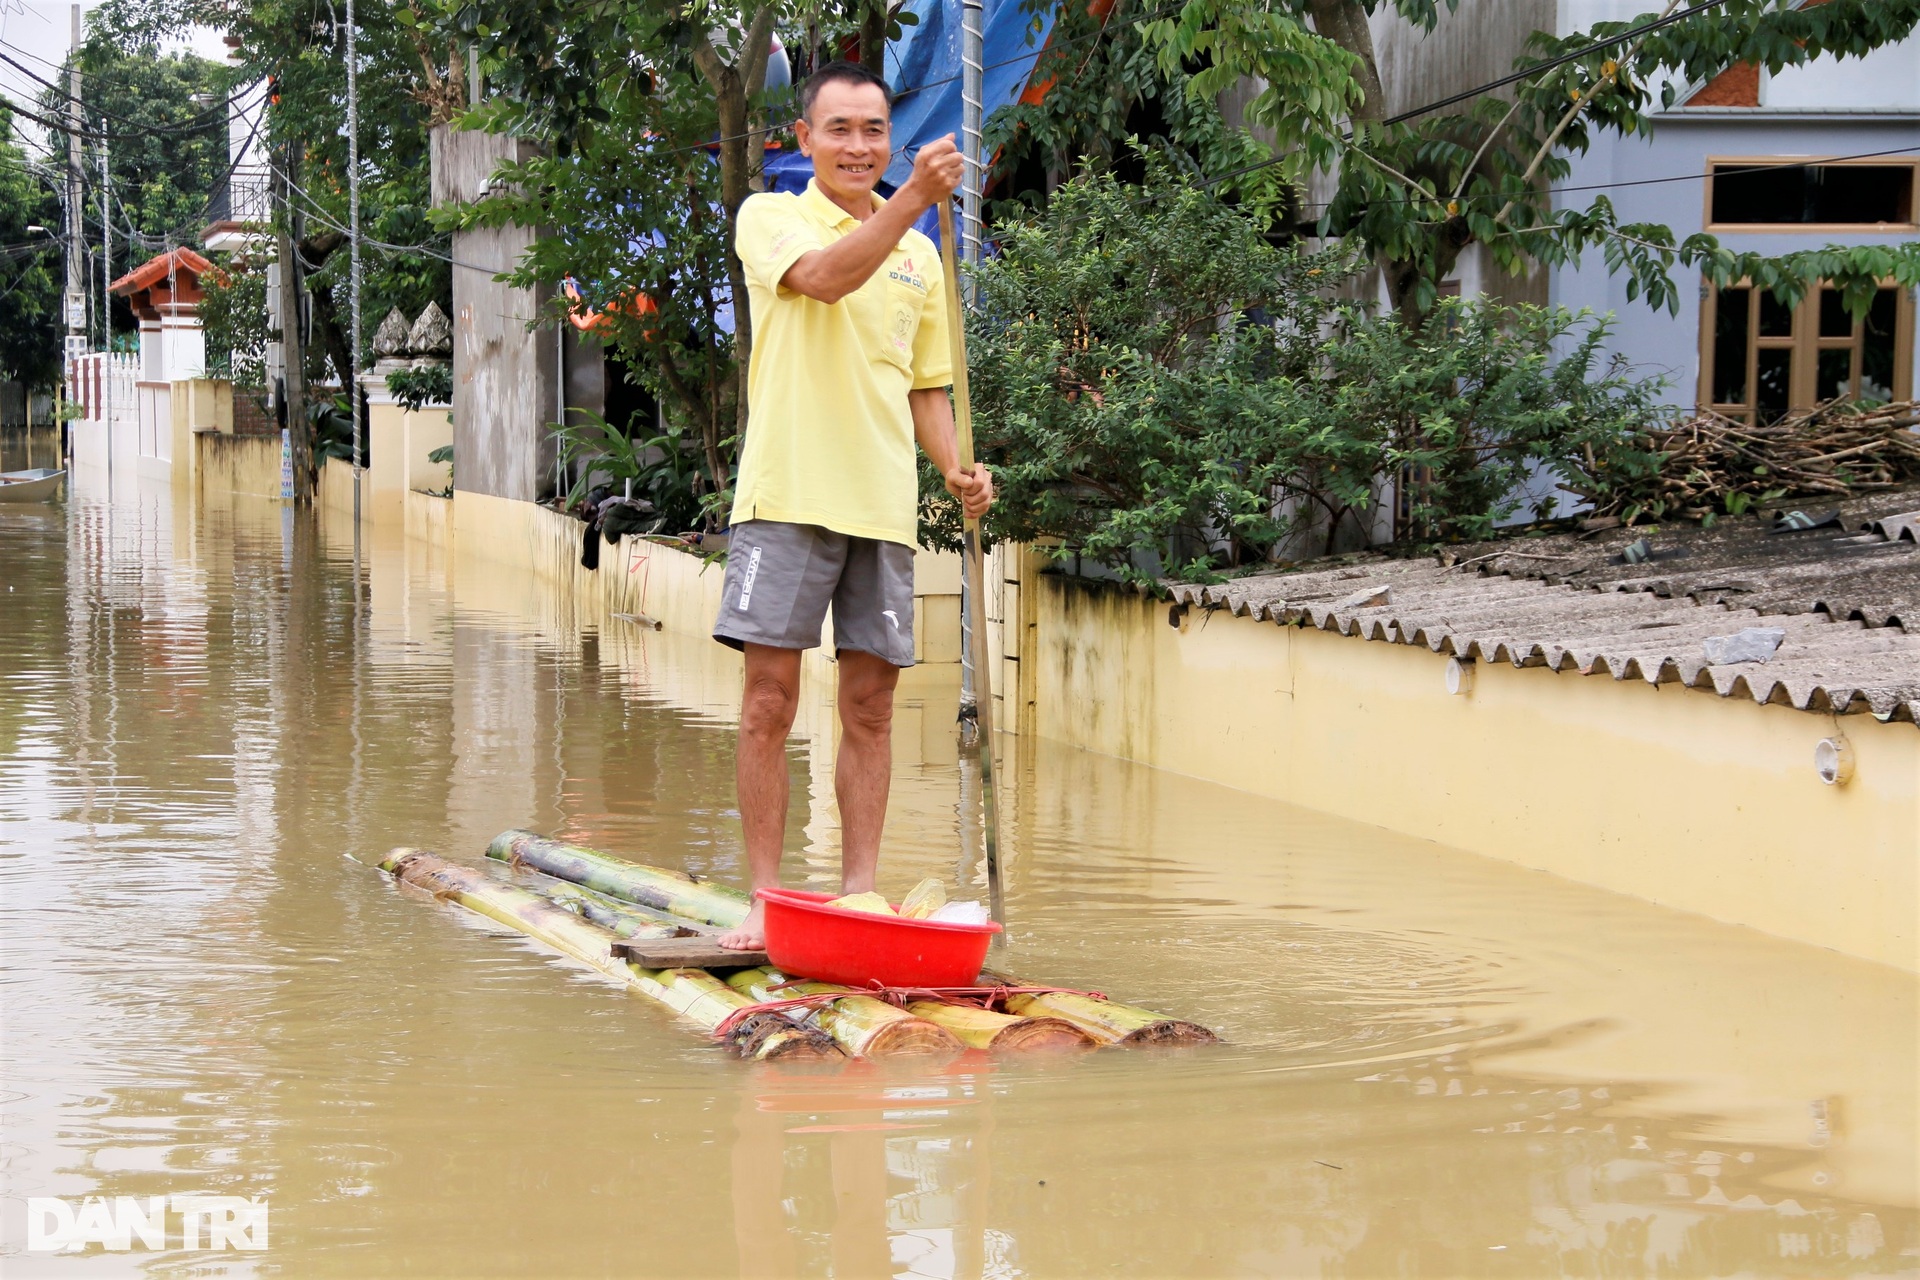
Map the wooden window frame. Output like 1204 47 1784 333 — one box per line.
1702 155 1920 234
1697 278 1915 421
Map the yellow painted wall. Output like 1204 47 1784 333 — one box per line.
449 488 966 669
194 434 282 501
404 408 452 497
1031 575 1920 973
368 402 407 523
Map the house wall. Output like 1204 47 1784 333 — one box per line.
1550 116 1920 404
431 125 560 506
1026 572 1918 973
1548 6 1920 412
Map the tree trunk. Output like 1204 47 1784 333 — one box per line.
379 849 838 1061
308 284 355 395
1311 0 1463 333
1307 0 1384 124
860 0 888 76
726 967 964 1060
991 973 1220 1045
485 829 754 928
692 10 777 440
904 1001 1095 1051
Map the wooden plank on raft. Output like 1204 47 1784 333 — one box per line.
612 936 768 969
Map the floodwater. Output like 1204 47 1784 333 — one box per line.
2 432 1915 1278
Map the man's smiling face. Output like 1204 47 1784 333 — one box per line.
796 79 892 210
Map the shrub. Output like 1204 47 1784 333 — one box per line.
929 163 1669 582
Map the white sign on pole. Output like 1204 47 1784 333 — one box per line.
280 428 294 499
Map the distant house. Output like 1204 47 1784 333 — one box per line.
1360 1 1917 419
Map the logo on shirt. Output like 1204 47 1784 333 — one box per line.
888 257 928 292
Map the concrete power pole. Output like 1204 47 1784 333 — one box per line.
63 5 85 360
276 149 311 503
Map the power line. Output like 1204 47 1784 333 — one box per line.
1289 142 1920 218
0 42 240 143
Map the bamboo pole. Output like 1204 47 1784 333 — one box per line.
903 1001 1094 1053
726 968 963 1060
526 876 698 939
989 976 1220 1046
379 850 837 1061
486 830 751 929
935 200 1006 928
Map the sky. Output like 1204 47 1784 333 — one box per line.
0 0 228 159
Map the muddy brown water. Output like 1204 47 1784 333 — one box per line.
3 440 1915 1276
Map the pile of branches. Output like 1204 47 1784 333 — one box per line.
1575 400 1920 522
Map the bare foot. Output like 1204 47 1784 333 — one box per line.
718 901 767 951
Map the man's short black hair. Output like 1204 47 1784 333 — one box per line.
799 60 891 122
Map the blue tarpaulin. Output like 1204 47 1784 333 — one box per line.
586 3 1054 331
883 0 1055 190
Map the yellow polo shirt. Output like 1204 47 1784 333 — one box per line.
730 179 952 546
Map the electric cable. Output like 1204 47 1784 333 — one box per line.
0 42 250 138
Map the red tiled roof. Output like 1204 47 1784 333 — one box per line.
110 247 214 296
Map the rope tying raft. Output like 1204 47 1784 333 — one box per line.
710 981 1109 1043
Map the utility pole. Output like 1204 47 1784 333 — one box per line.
276 147 311 503
63 5 85 361
346 0 363 528
99 135 109 353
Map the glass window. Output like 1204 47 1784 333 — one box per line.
1712 287 1749 405
1758 292 1794 337
1816 348 1853 404
1706 280 1909 421
1818 289 1853 339
1756 349 1792 422
1861 289 1898 405
1711 163 1914 226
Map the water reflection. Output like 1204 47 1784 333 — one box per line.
0 445 1913 1276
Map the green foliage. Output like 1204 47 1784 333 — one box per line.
0 108 61 388
385 361 453 410
1320 303 1666 543
310 394 358 462
441 75 741 512
198 251 269 386
944 165 1669 581
982 0 1300 217
551 408 716 533
34 33 226 344
106 0 455 379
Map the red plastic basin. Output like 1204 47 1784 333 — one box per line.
757 887 1001 988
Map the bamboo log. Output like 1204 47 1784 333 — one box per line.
990 977 1220 1046
486 830 751 929
726 967 963 1060
378 849 836 1061
903 1001 1094 1052
531 878 698 939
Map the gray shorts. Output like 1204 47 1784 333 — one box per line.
713 520 915 667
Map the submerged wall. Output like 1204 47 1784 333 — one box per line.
448 489 967 673
1029 574 1918 973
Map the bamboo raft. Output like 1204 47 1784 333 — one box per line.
375 830 1218 1062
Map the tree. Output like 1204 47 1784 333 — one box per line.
448 70 745 513
0 107 62 389
30 31 225 348
954 162 1668 578
1142 0 1920 328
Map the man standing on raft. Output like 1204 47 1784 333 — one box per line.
713 61 994 951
